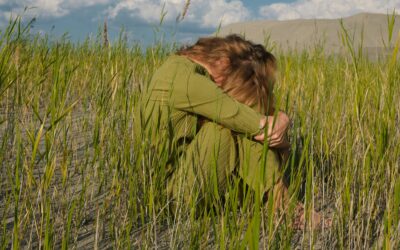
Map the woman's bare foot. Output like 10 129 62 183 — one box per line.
292 203 332 230
265 180 332 230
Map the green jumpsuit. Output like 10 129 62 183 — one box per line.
138 55 281 207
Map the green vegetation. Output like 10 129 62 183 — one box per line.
0 16 399 249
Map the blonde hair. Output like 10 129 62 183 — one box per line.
177 34 277 115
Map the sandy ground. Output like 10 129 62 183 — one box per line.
218 13 400 59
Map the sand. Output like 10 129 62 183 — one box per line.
218 13 400 58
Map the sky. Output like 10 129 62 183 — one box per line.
0 0 399 46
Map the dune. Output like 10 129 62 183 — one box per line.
218 13 400 58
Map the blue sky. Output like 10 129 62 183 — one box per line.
0 0 398 46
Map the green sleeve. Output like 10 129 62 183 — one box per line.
171 65 263 136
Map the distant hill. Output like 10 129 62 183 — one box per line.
218 13 400 58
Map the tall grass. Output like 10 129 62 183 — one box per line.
0 15 399 249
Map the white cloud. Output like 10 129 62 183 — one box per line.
16 0 68 17
6 0 112 18
107 0 250 28
196 0 249 28
2 0 249 28
259 0 400 20
107 0 175 23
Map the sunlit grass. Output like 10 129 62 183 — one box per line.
0 15 399 249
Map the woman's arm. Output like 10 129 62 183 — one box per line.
172 68 263 136
171 65 290 145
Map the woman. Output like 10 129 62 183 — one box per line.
137 34 320 227
173 35 289 205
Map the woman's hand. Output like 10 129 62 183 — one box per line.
254 111 290 148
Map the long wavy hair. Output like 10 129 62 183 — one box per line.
177 34 277 115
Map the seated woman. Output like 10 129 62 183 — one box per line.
137 34 324 228
171 36 291 212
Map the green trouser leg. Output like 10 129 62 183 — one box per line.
168 122 236 209
236 136 281 199
167 122 281 209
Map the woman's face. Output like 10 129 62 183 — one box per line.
209 57 230 87
210 72 225 86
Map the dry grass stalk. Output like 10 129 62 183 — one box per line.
176 0 190 22
103 19 109 48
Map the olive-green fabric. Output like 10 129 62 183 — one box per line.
141 55 263 136
167 122 281 207
167 122 237 206
138 54 281 206
236 134 281 196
